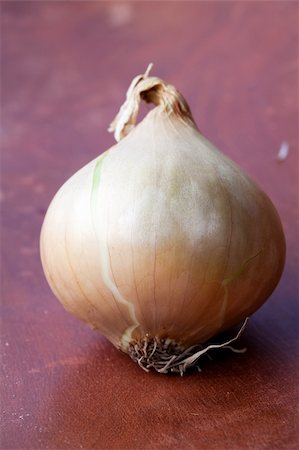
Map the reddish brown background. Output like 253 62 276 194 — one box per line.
1 1 298 449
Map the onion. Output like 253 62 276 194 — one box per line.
40 65 285 374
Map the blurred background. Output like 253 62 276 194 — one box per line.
1 1 298 449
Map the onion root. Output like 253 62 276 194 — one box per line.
128 318 248 375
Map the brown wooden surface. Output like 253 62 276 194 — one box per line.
1 1 298 449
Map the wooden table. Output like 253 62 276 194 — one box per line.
1 1 298 449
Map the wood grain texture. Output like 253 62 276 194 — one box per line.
1 1 298 449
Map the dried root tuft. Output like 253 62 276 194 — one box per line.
128 319 248 375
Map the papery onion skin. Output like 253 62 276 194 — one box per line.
40 68 285 371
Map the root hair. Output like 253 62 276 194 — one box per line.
128 318 248 375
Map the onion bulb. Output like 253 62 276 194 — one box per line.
40 65 285 374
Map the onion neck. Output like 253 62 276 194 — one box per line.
109 63 197 142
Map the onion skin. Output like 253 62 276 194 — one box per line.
40 70 285 365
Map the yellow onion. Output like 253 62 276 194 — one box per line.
40 65 285 374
